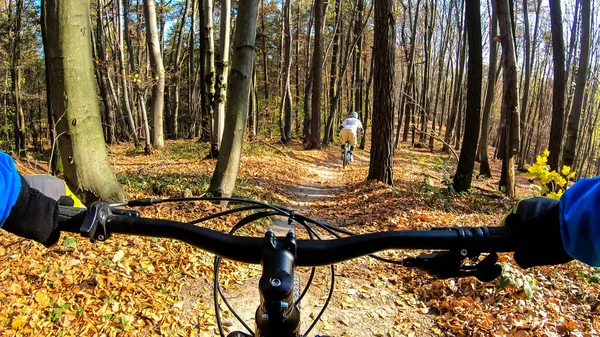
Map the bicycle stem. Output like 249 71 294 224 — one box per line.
255 229 301 337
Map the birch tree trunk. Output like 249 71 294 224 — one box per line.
143 0 165 148
215 0 231 145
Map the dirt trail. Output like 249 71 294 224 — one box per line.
181 156 438 337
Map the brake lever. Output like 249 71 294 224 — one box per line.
80 202 112 242
403 250 502 282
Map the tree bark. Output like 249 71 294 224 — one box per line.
94 0 116 144
497 0 520 198
143 0 166 148
562 0 590 168
453 0 482 193
45 0 126 202
117 0 140 148
208 0 258 197
204 0 217 154
323 0 342 145
11 0 26 157
547 0 566 171
305 0 324 149
302 8 314 141
215 0 231 146
478 0 498 177
517 0 531 167
170 0 190 139
443 1 466 151
279 0 293 143
360 55 374 150
368 0 395 185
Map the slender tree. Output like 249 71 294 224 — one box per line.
10 0 26 157
497 0 520 198
143 0 165 148
562 0 591 168
215 0 231 144
305 0 324 149
547 0 566 171
453 0 482 192
209 0 258 197
279 0 293 143
478 0 498 177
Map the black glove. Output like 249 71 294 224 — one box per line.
2 175 61 247
503 197 573 269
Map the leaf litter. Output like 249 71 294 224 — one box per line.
0 140 597 336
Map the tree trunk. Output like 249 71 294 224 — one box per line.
215 0 231 147
399 0 421 145
430 2 452 151
368 0 395 185
94 0 116 144
517 0 531 167
261 0 269 103
323 0 342 145
360 55 374 150
547 0 566 171
497 0 520 198
562 0 590 168
208 0 258 197
11 0 26 157
305 0 324 150
143 0 165 149
294 1 301 136
302 8 314 141
353 0 364 113
203 0 217 154
279 0 293 143
171 0 190 139
478 0 498 177
453 0 482 193
117 0 140 148
443 2 466 151
45 0 126 202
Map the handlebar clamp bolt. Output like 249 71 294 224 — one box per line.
262 314 269 321
270 278 282 287
460 249 468 257
280 301 289 309
98 235 105 241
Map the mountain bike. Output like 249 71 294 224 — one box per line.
57 197 516 337
342 141 351 169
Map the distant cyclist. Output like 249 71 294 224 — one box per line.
339 112 363 162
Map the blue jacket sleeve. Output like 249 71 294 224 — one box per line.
559 176 600 267
0 152 22 227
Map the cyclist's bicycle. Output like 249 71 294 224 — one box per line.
57 197 516 337
342 141 351 169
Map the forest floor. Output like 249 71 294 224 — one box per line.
1 138 599 337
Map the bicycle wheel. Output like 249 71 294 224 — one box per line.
342 142 349 169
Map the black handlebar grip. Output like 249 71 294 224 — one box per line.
483 226 517 251
58 205 86 233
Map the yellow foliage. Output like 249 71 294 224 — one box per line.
526 150 574 199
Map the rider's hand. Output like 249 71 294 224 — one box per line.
503 197 573 269
2 176 61 247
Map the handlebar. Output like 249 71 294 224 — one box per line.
58 202 516 267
